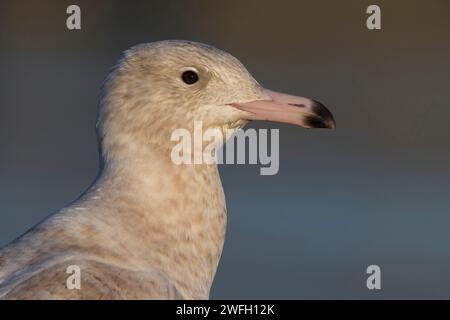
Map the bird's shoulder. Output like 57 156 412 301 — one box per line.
1 258 184 300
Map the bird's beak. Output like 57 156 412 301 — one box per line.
230 89 336 129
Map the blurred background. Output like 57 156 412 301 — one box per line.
0 0 449 299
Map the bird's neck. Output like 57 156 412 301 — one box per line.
83 148 227 299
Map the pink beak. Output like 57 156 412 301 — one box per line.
231 89 336 129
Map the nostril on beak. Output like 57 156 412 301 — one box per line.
311 100 336 129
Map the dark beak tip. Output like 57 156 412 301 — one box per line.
311 100 336 129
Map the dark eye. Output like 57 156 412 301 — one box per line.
182 70 199 85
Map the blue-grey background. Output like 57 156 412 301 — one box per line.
0 0 449 299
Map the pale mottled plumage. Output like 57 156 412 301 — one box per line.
0 40 335 299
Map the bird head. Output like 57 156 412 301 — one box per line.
97 40 335 161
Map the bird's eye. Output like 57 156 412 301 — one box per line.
182 70 199 85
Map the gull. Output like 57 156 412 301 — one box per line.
0 40 335 299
